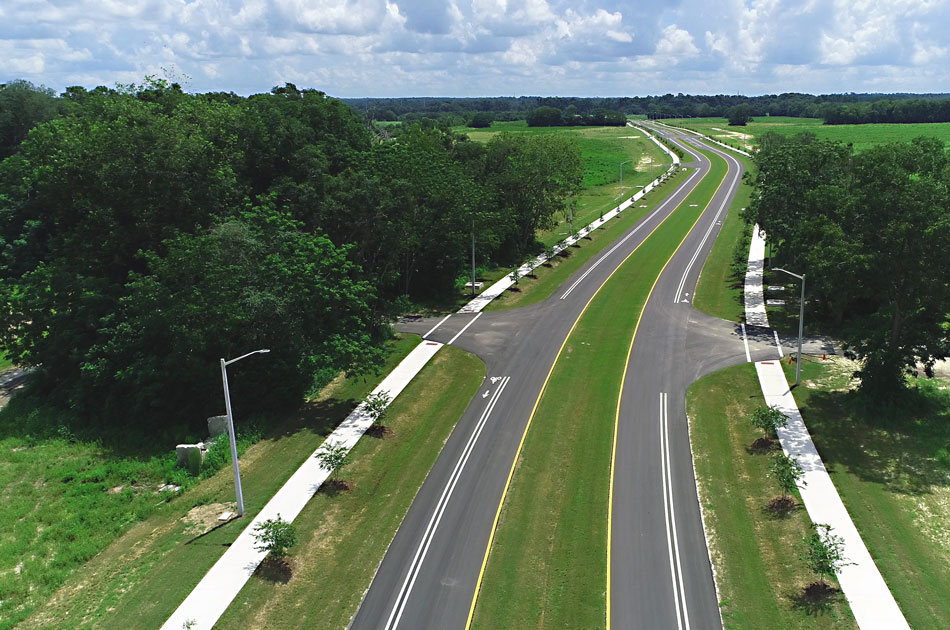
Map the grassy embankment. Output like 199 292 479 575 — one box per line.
469 149 727 629
666 116 950 153
17 336 480 629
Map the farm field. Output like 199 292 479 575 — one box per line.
665 116 950 152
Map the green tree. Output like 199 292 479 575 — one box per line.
316 441 351 478
526 106 563 127
800 523 850 586
750 405 789 437
727 104 752 126
363 390 392 426
252 514 298 559
0 80 65 160
483 133 583 257
470 112 493 128
769 453 805 499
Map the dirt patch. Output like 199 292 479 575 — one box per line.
253 556 293 583
320 479 351 496
182 502 236 537
364 425 392 439
765 495 798 518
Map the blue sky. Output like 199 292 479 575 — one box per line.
3 0 950 97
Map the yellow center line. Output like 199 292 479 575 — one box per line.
465 153 714 630
605 140 733 629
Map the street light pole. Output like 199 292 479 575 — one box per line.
471 214 476 298
220 348 270 516
773 268 805 387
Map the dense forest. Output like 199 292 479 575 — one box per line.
744 132 950 392
344 92 950 126
0 79 582 435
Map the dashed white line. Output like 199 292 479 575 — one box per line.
560 166 703 301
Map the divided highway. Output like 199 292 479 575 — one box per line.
351 125 779 629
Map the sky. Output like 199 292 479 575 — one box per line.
3 0 950 98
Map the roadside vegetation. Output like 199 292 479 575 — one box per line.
470 149 727 628
686 364 856 629
666 116 950 152
779 358 950 628
13 335 422 629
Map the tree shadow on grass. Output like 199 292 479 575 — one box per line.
762 496 802 520
787 582 842 617
254 556 293 583
801 384 950 496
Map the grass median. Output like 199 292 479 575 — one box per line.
19 334 428 629
686 364 856 629
485 167 689 311
692 153 754 322
469 149 727 629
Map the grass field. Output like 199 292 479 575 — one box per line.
469 149 727 629
665 116 950 153
686 364 856 629
779 358 950 629
215 346 484 629
692 152 754 322
16 335 430 629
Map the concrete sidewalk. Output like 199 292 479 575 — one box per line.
746 228 909 630
163 122 686 629
161 340 443 630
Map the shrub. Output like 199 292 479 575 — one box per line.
252 514 298 559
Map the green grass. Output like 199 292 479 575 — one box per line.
666 116 950 153
470 148 728 629
692 153 755 322
779 357 950 629
215 345 485 628
485 168 690 311
16 335 424 629
686 364 856 629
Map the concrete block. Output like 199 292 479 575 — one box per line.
176 443 204 476
208 415 229 438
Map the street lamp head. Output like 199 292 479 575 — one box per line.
259 349 270 354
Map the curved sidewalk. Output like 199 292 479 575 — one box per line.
745 227 909 630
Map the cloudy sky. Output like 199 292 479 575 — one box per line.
3 0 950 97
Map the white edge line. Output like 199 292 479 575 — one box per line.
423 314 452 339
660 393 685 630
386 376 511 629
773 330 784 358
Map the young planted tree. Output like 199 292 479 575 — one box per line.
363 390 392 427
768 453 806 515
749 405 789 450
252 514 298 560
315 441 352 491
800 523 851 592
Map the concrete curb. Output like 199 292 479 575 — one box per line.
746 229 909 630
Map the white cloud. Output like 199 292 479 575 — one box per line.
1 0 950 96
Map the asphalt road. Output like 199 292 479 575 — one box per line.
350 125 783 630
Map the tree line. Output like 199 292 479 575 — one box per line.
822 98 950 124
342 92 950 127
744 132 950 393
0 79 582 435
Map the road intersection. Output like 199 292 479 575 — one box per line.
352 125 786 629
